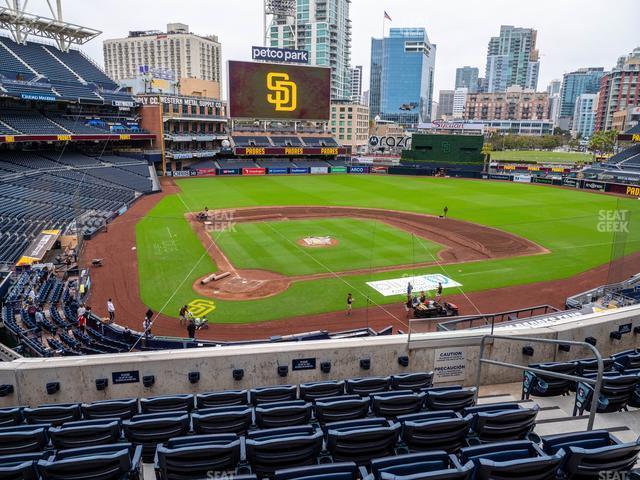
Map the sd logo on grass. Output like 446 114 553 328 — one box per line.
188 299 216 317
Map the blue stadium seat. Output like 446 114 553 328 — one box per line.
37 443 141 480
542 430 640 478
315 395 370 425
460 440 565 480
0 461 39 480
573 373 640 415
192 405 253 435
155 434 241 480
463 402 539 442
575 358 615 376
398 410 472 453
0 408 24 428
255 400 312 429
0 425 49 455
346 377 391 396
196 390 248 409
423 387 477 411
48 418 121 450
325 418 401 465
275 462 359 480
250 385 297 405
371 390 426 418
140 394 194 414
299 380 345 401
523 361 576 399
123 413 189 463
245 425 323 475
81 398 138 420
391 372 434 391
367 451 474 480
23 403 81 426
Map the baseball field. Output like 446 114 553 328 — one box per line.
129 175 640 325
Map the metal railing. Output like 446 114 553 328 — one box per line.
435 305 559 332
475 335 604 431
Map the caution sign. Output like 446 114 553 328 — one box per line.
433 347 467 383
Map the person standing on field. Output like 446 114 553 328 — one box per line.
443 206 449 218
346 293 354 316
187 319 196 339
107 299 115 323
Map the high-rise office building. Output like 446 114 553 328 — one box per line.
484 25 540 93
103 23 222 98
368 28 437 127
596 47 640 131
557 68 606 130
455 66 479 93
436 90 454 119
350 66 363 103
452 88 468 119
547 79 562 95
269 0 352 100
571 93 598 139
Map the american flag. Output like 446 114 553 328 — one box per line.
384 11 392 21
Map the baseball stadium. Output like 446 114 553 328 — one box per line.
2 2 640 479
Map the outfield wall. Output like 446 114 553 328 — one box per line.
0 305 638 407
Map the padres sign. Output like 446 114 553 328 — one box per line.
228 60 331 120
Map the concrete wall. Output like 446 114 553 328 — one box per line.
1 305 639 408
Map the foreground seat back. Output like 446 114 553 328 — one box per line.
371 451 473 480
245 426 323 475
465 403 539 442
0 461 39 480
196 390 248 409
255 401 312 429
38 450 132 480
124 413 189 462
542 430 640 478
0 408 24 428
23 404 80 426
0 426 48 455
250 385 297 405
399 411 472 453
156 434 241 480
424 387 476 411
574 374 640 415
274 462 358 480
345 377 390 396
299 381 345 402
49 419 120 450
192 406 253 435
391 372 434 391
315 396 369 425
81 398 138 421
326 419 401 465
371 391 426 418
523 362 576 399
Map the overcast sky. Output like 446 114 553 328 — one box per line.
19 0 640 100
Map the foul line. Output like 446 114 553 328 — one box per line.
261 221 410 330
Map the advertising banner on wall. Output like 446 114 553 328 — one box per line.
433 348 467 383
488 174 511 181
267 167 289 175
242 168 266 176
562 177 579 187
608 183 640 197
513 174 532 183
582 180 606 191
367 274 462 297
310 166 329 174
349 166 369 174
370 166 388 174
196 168 217 177
218 168 240 176
290 167 310 174
330 166 347 174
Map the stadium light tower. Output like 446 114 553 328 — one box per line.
264 0 297 49
0 0 101 51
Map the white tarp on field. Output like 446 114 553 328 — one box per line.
367 274 462 297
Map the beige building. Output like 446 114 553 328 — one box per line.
464 86 550 121
369 120 405 138
103 23 221 93
330 102 369 153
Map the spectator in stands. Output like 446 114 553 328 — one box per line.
187 318 196 339
107 299 115 323
145 308 154 321
419 291 427 304
28 288 36 304
346 293 354 316
179 305 189 326
78 312 87 333
123 327 132 344
34 307 44 328
143 315 152 338
27 303 37 323
77 303 86 320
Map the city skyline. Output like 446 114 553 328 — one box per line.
11 0 640 100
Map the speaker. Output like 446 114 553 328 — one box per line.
278 365 288 377
398 356 409 367
634 326 640 335
610 331 622 340
142 375 155 388
46 382 60 395
233 369 244 381
360 358 371 370
558 344 571 352
320 361 331 373
95 378 108 391
0 385 14 397
522 346 535 356
585 336 597 346
188 372 200 384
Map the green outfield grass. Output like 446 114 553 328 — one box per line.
491 150 592 164
135 175 640 323
214 218 442 276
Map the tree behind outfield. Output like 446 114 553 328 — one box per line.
588 130 618 158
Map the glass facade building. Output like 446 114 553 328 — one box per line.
485 26 540 93
559 68 606 118
368 28 436 128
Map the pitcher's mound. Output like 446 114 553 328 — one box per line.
297 236 339 248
